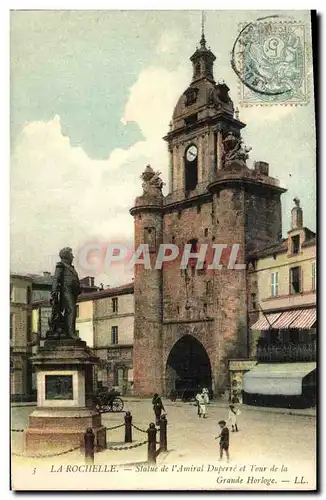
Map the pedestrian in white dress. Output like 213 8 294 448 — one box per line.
195 392 207 418
228 404 240 432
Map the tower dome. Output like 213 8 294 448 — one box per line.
171 32 234 131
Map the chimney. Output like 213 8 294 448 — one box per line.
43 271 51 277
291 197 303 230
254 161 269 176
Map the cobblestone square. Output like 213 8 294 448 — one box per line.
11 399 316 490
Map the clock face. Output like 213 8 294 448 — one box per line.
186 145 198 162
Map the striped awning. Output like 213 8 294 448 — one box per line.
251 312 282 330
272 310 302 329
289 309 316 329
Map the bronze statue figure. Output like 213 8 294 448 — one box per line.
47 247 81 339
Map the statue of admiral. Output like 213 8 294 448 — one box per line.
47 247 81 339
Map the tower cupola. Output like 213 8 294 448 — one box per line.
190 32 216 83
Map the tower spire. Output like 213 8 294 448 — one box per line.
200 10 206 47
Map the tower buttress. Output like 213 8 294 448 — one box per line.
130 166 164 396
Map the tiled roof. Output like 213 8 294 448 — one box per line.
248 229 316 260
247 239 288 260
302 236 316 248
10 273 33 282
78 282 134 302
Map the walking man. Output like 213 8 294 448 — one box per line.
152 393 165 426
215 420 230 462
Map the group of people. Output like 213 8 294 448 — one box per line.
194 388 241 463
152 389 241 462
195 387 210 418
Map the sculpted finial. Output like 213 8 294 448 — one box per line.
141 165 164 195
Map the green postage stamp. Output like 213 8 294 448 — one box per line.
232 15 311 106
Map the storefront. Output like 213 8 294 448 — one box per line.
228 359 258 403
243 362 316 408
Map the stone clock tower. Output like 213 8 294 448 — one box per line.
130 32 286 397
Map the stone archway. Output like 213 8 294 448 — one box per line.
165 335 212 395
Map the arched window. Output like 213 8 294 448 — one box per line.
185 144 198 192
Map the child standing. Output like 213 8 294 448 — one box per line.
228 404 239 432
215 420 230 462
195 392 207 418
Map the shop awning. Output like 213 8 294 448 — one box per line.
243 363 316 396
251 312 282 330
272 310 302 329
289 308 316 328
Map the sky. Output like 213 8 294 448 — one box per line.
10 10 316 286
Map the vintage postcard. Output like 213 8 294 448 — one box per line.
10 9 317 491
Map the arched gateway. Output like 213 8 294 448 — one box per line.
165 335 212 395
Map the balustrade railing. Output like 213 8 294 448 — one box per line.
256 343 316 363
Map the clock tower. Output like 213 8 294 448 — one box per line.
130 30 286 397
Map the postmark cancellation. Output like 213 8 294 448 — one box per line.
232 17 311 106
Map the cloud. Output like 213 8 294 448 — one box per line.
121 65 188 140
155 31 180 55
10 64 188 286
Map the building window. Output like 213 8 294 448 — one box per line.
10 313 14 340
271 272 279 297
27 315 32 343
251 293 257 310
114 367 125 387
290 266 301 294
112 297 118 313
76 304 79 318
111 326 118 345
291 235 300 255
205 281 212 295
312 262 316 291
26 286 32 304
10 284 13 302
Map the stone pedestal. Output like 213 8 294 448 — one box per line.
25 338 106 454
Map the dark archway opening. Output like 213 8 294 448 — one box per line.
185 161 198 191
166 335 212 397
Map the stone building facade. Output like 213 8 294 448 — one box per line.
10 274 33 401
79 284 134 395
76 296 94 347
248 199 316 359
130 33 286 397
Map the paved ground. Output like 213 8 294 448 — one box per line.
11 399 317 491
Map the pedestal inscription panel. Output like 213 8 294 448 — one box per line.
45 375 73 400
